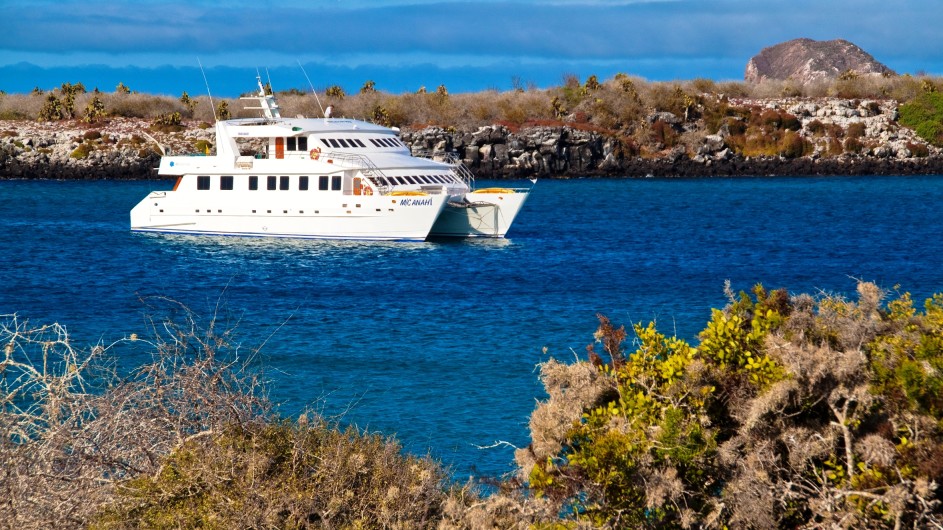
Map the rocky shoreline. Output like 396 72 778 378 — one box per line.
2 97 941 180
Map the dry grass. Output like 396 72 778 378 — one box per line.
6 74 940 132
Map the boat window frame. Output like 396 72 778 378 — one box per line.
319 176 329 190
279 176 290 190
327 138 340 148
337 138 351 148
220 175 234 190
197 175 210 190
331 175 342 191
287 137 297 151
249 175 259 190
353 139 367 148
299 176 309 191
267 176 277 190
299 137 308 151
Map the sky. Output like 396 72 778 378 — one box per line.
1 0 942 97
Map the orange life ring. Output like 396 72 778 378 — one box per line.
309 147 321 160
364 186 374 196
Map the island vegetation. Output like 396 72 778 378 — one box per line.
2 72 943 180
4 281 943 528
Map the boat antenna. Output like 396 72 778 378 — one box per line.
198 58 217 122
297 60 326 117
265 67 275 95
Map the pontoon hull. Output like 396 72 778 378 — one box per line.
429 189 530 238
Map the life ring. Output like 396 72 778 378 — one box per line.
364 186 373 196
309 148 321 160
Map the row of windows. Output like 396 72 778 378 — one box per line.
196 175 342 191
373 174 456 187
318 137 405 149
286 137 309 151
194 173 457 192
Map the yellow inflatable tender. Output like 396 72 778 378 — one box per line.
471 188 515 194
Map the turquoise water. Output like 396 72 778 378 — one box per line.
3 175 943 480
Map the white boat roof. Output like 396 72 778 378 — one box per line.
222 116 396 138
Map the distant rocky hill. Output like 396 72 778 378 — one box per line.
745 38 895 84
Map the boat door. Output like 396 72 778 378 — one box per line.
353 177 363 196
275 137 285 159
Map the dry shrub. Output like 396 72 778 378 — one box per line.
101 93 189 119
95 419 451 529
513 358 610 481
439 487 567 530
0 303 268 529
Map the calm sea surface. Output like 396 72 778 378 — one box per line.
3 175 943 480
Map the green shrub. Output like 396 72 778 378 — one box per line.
70 142 93 159
37 93 63 121
899 91 943 146
192 139 212 154
82 96 106 123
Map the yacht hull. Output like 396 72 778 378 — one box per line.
131 190 448 241
429 189 530 238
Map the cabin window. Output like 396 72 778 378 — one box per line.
220 175 234 190
369 139 381 147
197 176 210 190
337 139 351 148
319 176 329 190
280 176 290 190
384 138 396 147
331 176 342 191
299 176 309 190
327 138 340 148
287 137 297 151
404 176 417 184
249 176 258 190
320 139 331 148
353 139 366 148
267 176 277 190
299 137 308 151
395 176 407 185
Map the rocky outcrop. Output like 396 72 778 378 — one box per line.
400 97 942 178
3 97 942 180
745 38 895 84
0 118 209 179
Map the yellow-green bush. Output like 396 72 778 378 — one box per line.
521 282 943 528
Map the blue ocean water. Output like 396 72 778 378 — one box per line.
3 175 943 481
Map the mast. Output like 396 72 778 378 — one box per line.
240 75 281 119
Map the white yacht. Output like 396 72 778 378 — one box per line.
130 78 531 241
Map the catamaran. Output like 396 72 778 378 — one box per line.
130 78 531 241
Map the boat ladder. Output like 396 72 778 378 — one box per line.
318 151 393 194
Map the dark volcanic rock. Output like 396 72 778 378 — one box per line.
745 38 895 84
